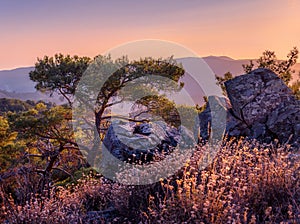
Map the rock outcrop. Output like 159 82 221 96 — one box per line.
198 68 299 148
103 120 194 163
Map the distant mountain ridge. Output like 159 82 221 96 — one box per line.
0 56 299 104
0 67 65 104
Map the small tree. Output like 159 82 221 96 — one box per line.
31 54 186 166
215 72 233 97
7 104 84 193
244 47 298 85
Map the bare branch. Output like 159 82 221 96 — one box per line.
26 154 44 158
52 167 74 180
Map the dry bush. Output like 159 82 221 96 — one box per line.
0 139 299 223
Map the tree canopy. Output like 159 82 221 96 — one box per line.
29 54 91 106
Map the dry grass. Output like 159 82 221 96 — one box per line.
1 139 299 223
143 139 300 223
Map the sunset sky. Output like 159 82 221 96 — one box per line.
1 0 299 69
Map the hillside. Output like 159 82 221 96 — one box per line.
0 67 35 92
0 89 65 104
0 98 55 115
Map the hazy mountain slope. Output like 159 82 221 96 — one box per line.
0 67 35 92
202 56 251 76
0 67 65 104
0 57 298 104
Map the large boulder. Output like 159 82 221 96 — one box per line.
225 68 297 126
198 68 299 148
103 120 194 163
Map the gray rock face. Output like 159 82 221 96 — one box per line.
103 120 194 163
266 101 300 144
197 96 250 142
225 68 296 126
198 68 299 148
